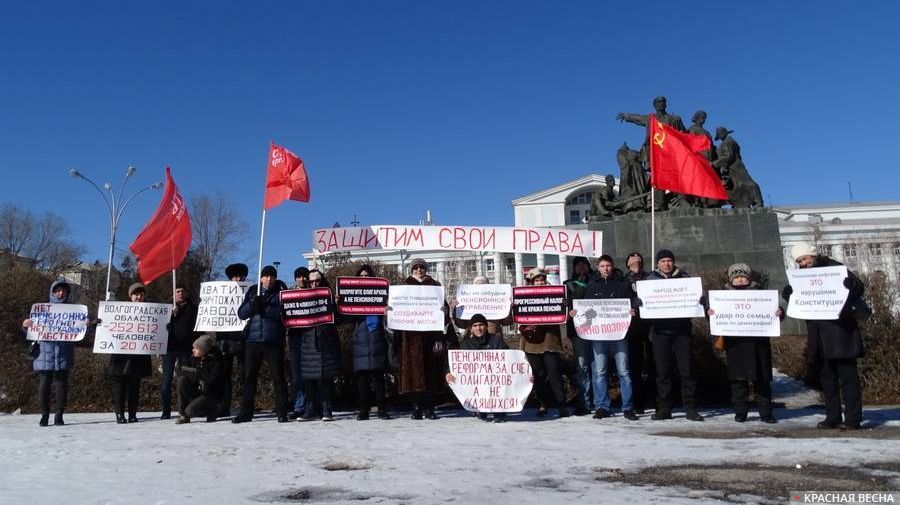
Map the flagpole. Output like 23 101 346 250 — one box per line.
172 269 177 302
257 209 267 295
650 186 655 257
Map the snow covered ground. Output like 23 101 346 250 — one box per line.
2 375 898 505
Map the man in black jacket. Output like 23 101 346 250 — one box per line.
784 243 866 430
161 284 199 419
564 256 597 415
217 263 249 417
642 250 703 421
582 255 639 421
176 334 226 424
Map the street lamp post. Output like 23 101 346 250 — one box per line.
69 166 163 301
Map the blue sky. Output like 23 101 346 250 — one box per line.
1 1 898 276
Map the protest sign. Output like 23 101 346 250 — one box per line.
194 281 251 332
313 225 602 258
386 285 445 332
635 277 705 319
708 290 781 337
447 349 533 413
571 299 632 340
453 284 512 321
786 266 849 320
511 285 567 324
336 277 389 315
281 288 335 328
26 304 89 342
93 302 171 354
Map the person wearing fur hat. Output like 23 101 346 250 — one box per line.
519 267 570 418
296 267 341 422
563 256 598 415
447 313 510 422
21 280 78 426
708 263 784 423
175 334 226 424
783 243 866 430
216 263 249 417
394 258 453 420
233 265 289 423
624 252 655 413
641 250 704 421
107 283 154 424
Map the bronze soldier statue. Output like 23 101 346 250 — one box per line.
713 127 764 208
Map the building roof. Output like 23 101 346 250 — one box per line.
510 173 615 206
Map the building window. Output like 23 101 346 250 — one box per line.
816 244 832 257
843 244 858 258
569 210 581 224
894 243 900 258
466 260 478 277
869 243 883 258
566 191 594 206
831 217 842 224
485 259 495 273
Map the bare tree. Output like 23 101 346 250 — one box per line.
0 203 84 274
189 192 249 281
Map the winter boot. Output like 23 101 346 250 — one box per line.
39 413 49 427
53 413 65 426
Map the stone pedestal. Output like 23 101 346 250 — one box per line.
587 207 800 333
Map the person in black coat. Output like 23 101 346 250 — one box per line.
298 269 341 421
343 264 390 421
107 283 154 424
160 284 199 420
216 263 249 417
579 256 639 421
233 265 289 423
286 266 311 419
707 263 784 423
624 252 654 413
639 250 704 422
784 243 866 430
563 256 597 415
175 334 226 423
447 314 509 422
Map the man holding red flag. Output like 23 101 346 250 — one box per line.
129 167 192 284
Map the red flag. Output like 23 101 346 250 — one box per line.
649 115 728 200
129 167 192 284
264 142 310 209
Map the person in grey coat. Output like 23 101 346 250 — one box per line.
21 280 77 426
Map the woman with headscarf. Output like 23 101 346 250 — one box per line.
21 280 77 426
707 263 783 424
345 264 390 420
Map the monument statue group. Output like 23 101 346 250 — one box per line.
590 96 764 220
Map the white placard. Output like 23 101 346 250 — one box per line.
313 225 602 257
453 284 512 321
93 302 171 355
571 299 632 340
708 290 781 337
194 281 252 332
447 349 533 413
26 304 89 342
635 277 705 319
786 266 849 320
386 285 445 332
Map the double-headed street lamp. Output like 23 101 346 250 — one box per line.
69 166 163 300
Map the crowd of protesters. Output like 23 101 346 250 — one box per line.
22 241 868 431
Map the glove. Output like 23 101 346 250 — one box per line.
843 277 853 289
633 297 643 307
584 309 597 319
782 285 793 300
254 296 267 314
